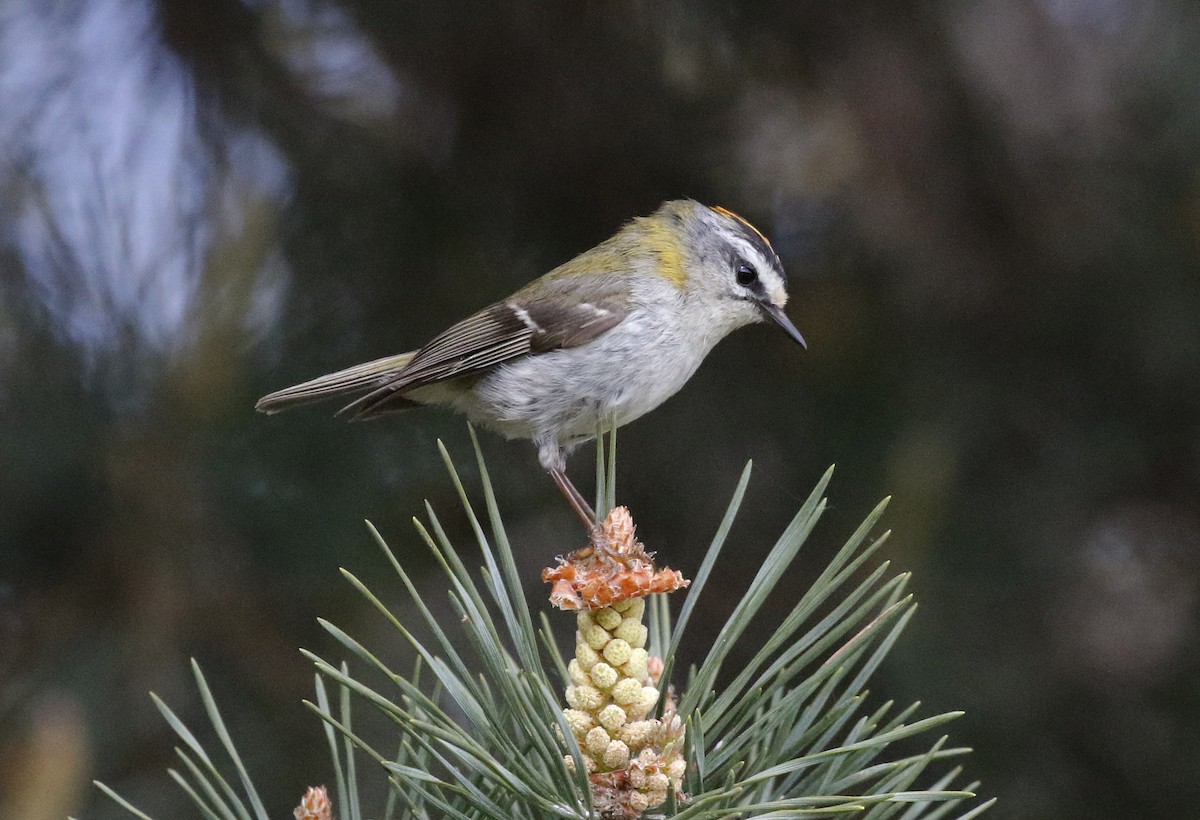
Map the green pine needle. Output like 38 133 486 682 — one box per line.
96 429 991 819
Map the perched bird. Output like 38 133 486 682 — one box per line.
256 199 805 526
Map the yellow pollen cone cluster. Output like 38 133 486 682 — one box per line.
561 596 686 814
545 507 691 817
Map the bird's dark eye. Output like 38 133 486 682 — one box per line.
736 263 757 286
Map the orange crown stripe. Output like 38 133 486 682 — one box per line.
710 205 774 248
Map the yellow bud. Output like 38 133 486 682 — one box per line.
603 739 630 769
575 642 601 670
645 789 668 809
617 720 655 750
576 611 595 632
637 686 660 713
589 661 618 690
584 625 610 651
597 704 626 731
611 599 634 613
564 755 576 774
594 607 622 630
614 619 647 649
566 684 604 711
623 598 646 619
621 648 649 680
567 659 589 686
602 638 632 666
667 758 687 783
585 726 611 757
648 772 671 793
628 791 650 813
563 709 594 738
611 678 642 705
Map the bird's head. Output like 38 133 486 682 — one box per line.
649 200 807 347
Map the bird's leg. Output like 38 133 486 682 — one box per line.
549 467 597 529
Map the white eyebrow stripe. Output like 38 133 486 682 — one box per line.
731 237 769 268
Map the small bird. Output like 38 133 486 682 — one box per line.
256 199 805 527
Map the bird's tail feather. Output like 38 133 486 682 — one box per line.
255 351 417 415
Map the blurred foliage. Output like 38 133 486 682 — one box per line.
1 1 1198 818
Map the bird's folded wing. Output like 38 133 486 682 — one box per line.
339 285 630 419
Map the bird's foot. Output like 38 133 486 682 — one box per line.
549 467 598 529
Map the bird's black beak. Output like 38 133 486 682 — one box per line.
761 302 808 349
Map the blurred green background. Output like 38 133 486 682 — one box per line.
2 1 1199 817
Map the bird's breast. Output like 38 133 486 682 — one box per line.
468 307 718 441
